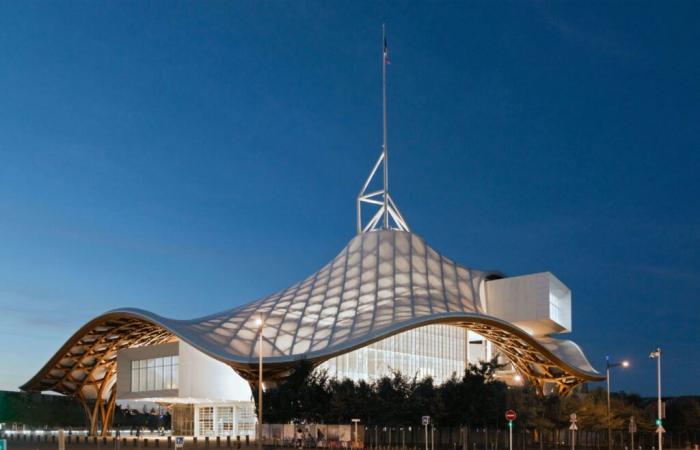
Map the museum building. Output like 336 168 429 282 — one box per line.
20 43 603 437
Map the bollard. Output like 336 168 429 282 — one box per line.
156 439 160 448
217 436 221 448
168 437 172 447
245 435 249 446
237 436 241 449
194 437 198 448
226 436 231 448
145 438 149 447
205 436 210 448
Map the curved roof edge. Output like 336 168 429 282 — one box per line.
21 307 602 396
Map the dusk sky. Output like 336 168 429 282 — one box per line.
1 1 699 396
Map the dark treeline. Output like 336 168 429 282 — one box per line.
262 360 700 434
0 391 170 431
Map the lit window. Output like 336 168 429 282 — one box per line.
130 355 179 393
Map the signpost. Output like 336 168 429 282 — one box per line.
422 416 430 450
569 414 578 450
629 417 637 450
58 430 65 450
352 419 361 448
505 410 517 450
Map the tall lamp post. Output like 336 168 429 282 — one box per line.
650 348 663 450
606 357 629 450
255 316 264 450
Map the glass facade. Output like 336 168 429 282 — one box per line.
130 355 179 392
549 292 562 324
318 324 472 384
172 404 194 436
198 406 214 436
194 404 256 437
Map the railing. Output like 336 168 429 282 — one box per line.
1 428 699 450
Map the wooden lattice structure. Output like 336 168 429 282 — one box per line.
23 316 175 436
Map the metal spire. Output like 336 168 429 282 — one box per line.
356 24 410 234
382 23 389 230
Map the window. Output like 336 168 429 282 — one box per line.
172 404 194 436
198 406 214 436
318 324 467 384
550 292 561 324
217 407 235 436
130 355 179 393
235 404 256 437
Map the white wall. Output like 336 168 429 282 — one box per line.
178 341 252 402
484 272 572 336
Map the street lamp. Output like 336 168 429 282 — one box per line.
650 348 663 450
255 316 264 450
606 357 629 450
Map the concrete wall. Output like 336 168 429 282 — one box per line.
177 341 252 403
484 272 572 336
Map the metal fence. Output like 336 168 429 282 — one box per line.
2 428 699 450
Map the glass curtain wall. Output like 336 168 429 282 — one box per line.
194 404 256 437
131 356 179 392
318 324 468 384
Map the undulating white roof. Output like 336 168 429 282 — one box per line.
23 229 601 398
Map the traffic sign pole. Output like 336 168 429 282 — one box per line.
504 410 517 450
509 422 513 450
629 417 637 450
422 416 430 450
569 413 578 450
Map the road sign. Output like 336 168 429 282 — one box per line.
0 439 6 450
629 417 637 434
569 423 578 431
175 437 185 449
504 411 517 450
422 416 430 450
570 413 578 423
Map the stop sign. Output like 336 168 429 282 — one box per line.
505 410 517 421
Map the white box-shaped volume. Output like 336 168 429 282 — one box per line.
117 341 252 402
484 272 572 336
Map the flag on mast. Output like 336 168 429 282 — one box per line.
384 35 390 65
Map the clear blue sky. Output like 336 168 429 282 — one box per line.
1 1 698 396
